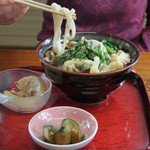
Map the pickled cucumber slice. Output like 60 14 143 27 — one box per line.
62 118 79 130
62 118 85 143
70 128 80 144
43 125 58 144
54 126 71 145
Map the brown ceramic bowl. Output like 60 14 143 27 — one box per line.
36 32 140 104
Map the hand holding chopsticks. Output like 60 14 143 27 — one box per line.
0 0 29 25
15 0 76 20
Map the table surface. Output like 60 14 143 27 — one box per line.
0 49 150 150
0 50 150 98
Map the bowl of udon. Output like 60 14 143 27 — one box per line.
36 32 140 103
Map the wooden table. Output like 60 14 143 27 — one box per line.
0 50 150 98
0 50 150 150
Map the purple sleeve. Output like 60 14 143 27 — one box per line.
37 0 149 52
132 2 150 52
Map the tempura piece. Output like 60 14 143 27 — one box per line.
110 50 131 65
100 61 123 73
62 59 93 72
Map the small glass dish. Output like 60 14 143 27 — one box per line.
0 68 52 113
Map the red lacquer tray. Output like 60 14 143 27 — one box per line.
0 66 150 150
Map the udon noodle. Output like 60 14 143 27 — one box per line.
51 3 76 56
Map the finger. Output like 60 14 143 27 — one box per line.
0 6 29 25
0 3 29 15
0 0 14 5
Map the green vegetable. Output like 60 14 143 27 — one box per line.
54 126 71 145
54 40 108 64
103 44 116 54
75 51 86 59
103 41 119 54
62 118 85 143
43 125 58 144
106 41 118 51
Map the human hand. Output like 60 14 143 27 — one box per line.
0 0 30 25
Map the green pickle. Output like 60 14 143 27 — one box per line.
54 126 71 145
62 118 85 144
43 118 85 145
43 125 58 144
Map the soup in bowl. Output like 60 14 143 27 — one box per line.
36 32 140 104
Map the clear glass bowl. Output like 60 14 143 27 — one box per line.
0 69 52 113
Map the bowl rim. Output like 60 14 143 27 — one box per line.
0 68 52 99
36 32 140 76
28 106 98 148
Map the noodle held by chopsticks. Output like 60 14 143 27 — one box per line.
51 3 76 56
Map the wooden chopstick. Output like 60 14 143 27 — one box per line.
15 0 76 20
